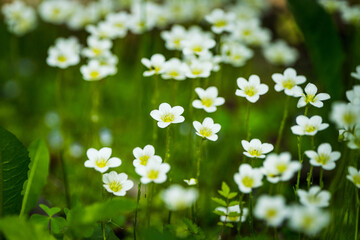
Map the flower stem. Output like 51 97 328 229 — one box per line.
319 168 324 188
245 101 251 141
133 183 141 240
249 192 254 235
59 151 71 208
196 139 204 182
295 136 303 196
307 166 314 189
164 127 171 163
146 183 155 226
167 211 172 225
355 189 359 240
237 193 244 235
275 96 290 153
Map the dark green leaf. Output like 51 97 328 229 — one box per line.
39 204 61 217
20 139 50 216
212 197 227 206
0 126 30 217
228 212 240 217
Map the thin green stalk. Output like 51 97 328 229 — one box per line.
196 139 204 181
245 101 251 141
218 196 230 240
59 151 71 208
275 96 290 153
146 183 155 226
102 222 106 240
133 183 141 240
249 192 254 235
355 189 359 240
167 211 172 225
307 166 314 189
237 193 244 235
295 136 303 195
164 127 171 163
319 168 324 188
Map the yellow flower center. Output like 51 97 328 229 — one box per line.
248 148 262 157
304 125 316 133
96 158 107 168
305 94 315 103
343 112 355 125
315 154 330 165
161 113 175 122
57 55 67 62
139 155 150 166
301 215 315 230
214 20 227 28
192 45 203 53
265 209 277 219
227 215 239 222
92 47 102 56
52 8 60 16
353 175 360 185
168 70 179 77
199 127 213 137
244 86 258 97
108 181 122 192
147 170 159 180
276 163 288 173
90 71 100 79
191 68 203 76
232 54 243 61
201 97 214 107
173 38 181 47
282 79 295 89
242 176 254 188
243 29 252 36
115 23 124 28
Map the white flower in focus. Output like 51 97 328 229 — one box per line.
80 60 112 81
141 54 166 77
135 157 170 184
184 178 197 185
297 186 331 208
216 205 248 222
161 25 187 50
330 102 359 130
84 147 121 173
272 68 306 97
235 75 269 103
346 85 360 105
347 166 360 188
263 40 298 66
185 59 213 78
192 86 225 113
288 205 330 236
150 103 185 128
234 164 263 193
161 185 198 211
205 8 235 34
133 145 161 168
351 65 360 80
241 138 273 159
291 115 329 136
254 195 288 227
161 58 188 80
262 152 301 183
193 117 221 141
103 171 134 196
297 83 330 108
305 143 341 170
82 36 112 58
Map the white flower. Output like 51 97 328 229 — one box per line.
297 83 330 108
351 65 360 80
184 178 197 185
135 157 170 184
84 147 121 173
133 145 161 168
160 25 187 50
221 42 253 67
254 195 288 227
233 20 271 47
235 75 269 103
105 12 129 38
262 152 301 183
291 115 329 136
297 186 331 208
272 68 306 97
192 86 225 113
346 85 360 105
347 166 360 188
103 171 134 196
305 143 341 170
161 58 188 80
182 35 216 56
288 205 330 236
205 8 235 34
185 59 213 78
216 205 248 222
38 0 74 25
82 36 112 58
319 0 348 13
46 47 80 69
86 22 117 39
241 139 273 159
234 164 263 193
263 40 299 66
193 117 221 141
150 103 185 128
340 5 360 25
348 128 360 149
80 60 112 81
141 54 166 76
330 102 359 130
161 185 198 211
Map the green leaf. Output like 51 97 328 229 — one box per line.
228 201 239 207
213 209 226 216
0 216 56 240
227 192 238 199
218 190 227 198
0 126 30 217
228 212 240 217
29 214 49 227
221 182 230 196
68 198 136 227
51 217 67 234
212 197 227 207
39 204 61 217
288 0 345 99
20 139 50 216
183 217 205 239
225 223 233 228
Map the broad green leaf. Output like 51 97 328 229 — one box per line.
227 192 238 199
228 201 239 207
29 214 49 226
51 217 67 234
39 204 61 217
20 139 50 216
0 216 56 240
221 182 230 196
0 126 30 217
213 209 226 216
288 0 345 99
228 212 240 217
211 197 227 207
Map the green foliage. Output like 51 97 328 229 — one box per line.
30 204 67 235
0 126 30 217
20 139 50 216
182 218 206 240
0 216 56 240
212 197 227 207
39 204 61 217
288 0 345 99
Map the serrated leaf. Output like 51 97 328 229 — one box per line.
213 209 226 216
227 192 238 199
20 139 50 216
0 126 30 217
212 197 227 207
228 201 239 207
218 190 227 198
40 204 61 217
221 182 230 196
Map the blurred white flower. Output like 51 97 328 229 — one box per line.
347 166 360 188
84 147 121 173
161 58 188 80
254 195 288 227
297 186 331 208
161 185 198 211
297 83 330 108
150 103 185 128
233 19 271 46
235 75 269 103
291 115 329 136
161 25 187 50
105 12 129 38
330 102 359 130
82 36 112 58
348 128 360 149
216 205 248 222
205 8 235 34
2 1 37 35
241 138 273 159
346 85 360 105
141 54 166 77
340 4 360 25
103 171 134 196
193 117 221 141
38 0 74 25
184 178 197 185
135 157 170 184
351 65 360 80
182 34 216 56
133 145 161 168
221 42 253 67
318 0 348 13
263 40 298 66
185 59 213 78
80 60 112 81
86 21 117 39
272 68 306 97
192 86 225 113
234 164 263 193
305 143 341 170
47 37 81 69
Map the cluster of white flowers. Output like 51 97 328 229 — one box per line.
319 0 360 26
2 1 37 35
